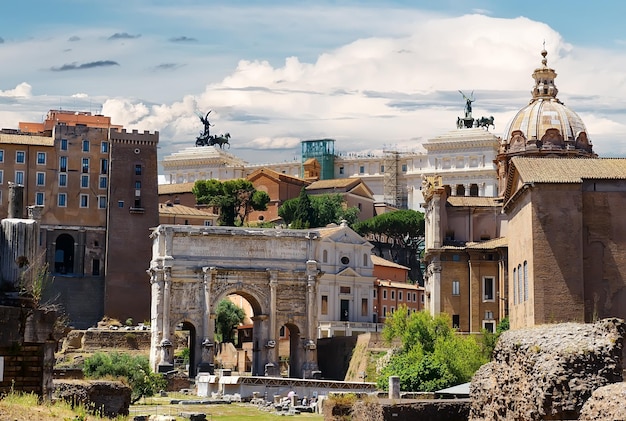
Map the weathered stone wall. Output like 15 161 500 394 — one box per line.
578 382 626 421
61 329 152 352
470 318 625 421
53 379 131 417
323 398 470 421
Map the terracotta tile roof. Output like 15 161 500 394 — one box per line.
371 254 409 270
158 203 217 217
375 279 423 290
158 182 196 194
446 196 501 207
511 157 626 183
316 225 344 237
247 167 309 185
466 237 508 249
307 178 361 190
0 133 55 146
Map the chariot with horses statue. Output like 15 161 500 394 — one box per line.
195 110 232 149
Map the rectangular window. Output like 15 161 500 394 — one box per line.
36 172 45 186
359 165 364 174
81 175 89 188
99 176 107 189
80 194 89 208
16 151 25 164
0 170 4 184
383 289 387 299
134 198 142 208
483 277 495 301
339 166 344 175
118 200 124 208
101 142 109 153
60 156 67 172
135 180 141 189
452 280 460 296
82 158 89 173
135 164 142 175
92 259 100 276
391 290 395 300
518 264 523 305
452 314 460 329
37 152 46 165
35 192 44 206
380 165 384 173
15 171 24 185
361 298 368 316
523 261 529 302
413 292 417 302
100 159 108 174
398 291 403 301
401 163 407 172
59 173 67 187
340 286 351 294
98 196 107 209
373 289 376 298
61 139 68 150
383 306 387 317
0 150 4 162
321 295 328 315
58 193 67 207
483 321 495 333
204 220 213 226
82 140 90 152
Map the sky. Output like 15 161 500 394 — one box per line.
2 1 626 167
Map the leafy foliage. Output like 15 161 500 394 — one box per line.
83 352 166 404
353 210 425 282
279 191 359 228
377 307 487 392
215 299 246 343
192 179 270 226
481 316 510 358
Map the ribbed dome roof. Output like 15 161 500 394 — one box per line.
501 50 593 156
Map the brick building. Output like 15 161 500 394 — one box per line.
0 110 158 328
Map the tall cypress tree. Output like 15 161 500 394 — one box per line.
291 187 315 229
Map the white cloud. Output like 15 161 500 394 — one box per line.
0 82 32 98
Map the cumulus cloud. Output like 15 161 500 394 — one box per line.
108 32 141 40
0 82 32 98
72 93 89 99
50 60 120 71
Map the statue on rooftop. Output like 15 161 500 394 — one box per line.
195 110 232 148
459 90 474 118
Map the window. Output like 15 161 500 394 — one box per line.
60 156 67 172
100 159 108 174
483 277 495 301
82 158 89 173
390 291 395 300
523 261 529 302
92 259 100 276
118 201 124 208
98 196 107 209
518 264 523 304
135 164 142 175
80 194 89 208
339 166 344 175
341 256 350 265
36 172 45 186
452 254 460 262
359 165 364 174
321 295 328 315
135 180 141 189
513 268 517 305
134 198 142 208
58 193 67 207
398 291 403 301
15 171 24 185
383 289 387 299
401 163 407 172
82 140 90 152
383 306 387 317
0 150 4 162
483 321 495 333
16 151 25 164
363 253 368 266
485 311 494 320
0 170 3 184
61 139 68 150
37 152 46 165
81 175 89 188
340 286 351 294
380 165 384 172
452 280 460 296
452 314 460 329
322 250 328 263
204 220 213 226
35 192 44 206
373 289 376 298
99 176 107 189
413 292 417 302
101 142 109 153
59 173 67 187
361 298 368 316
390 306 395 314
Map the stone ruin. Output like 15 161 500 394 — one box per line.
470 318 625 421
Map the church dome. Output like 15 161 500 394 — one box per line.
501 50 594 156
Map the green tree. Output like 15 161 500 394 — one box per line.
83 352 166 403
192 179 270 226
353 210 425 281
215 299 246 343
481 316 510 358
377 307 487 392
291 187 316 228
279 193 360 228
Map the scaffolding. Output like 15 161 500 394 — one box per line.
383 149 401 207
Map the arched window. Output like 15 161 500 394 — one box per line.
456 184 465 196
469 184 479 196
513 267 517 305
322 249 328 263
523 261 528 302
518 264 523 303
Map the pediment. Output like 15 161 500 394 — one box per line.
337 267 361 277
319 226 372 246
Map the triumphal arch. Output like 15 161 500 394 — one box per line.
148 224 321 378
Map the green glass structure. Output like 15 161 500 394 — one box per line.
301 139 335 180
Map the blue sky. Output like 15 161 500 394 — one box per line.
2 1 626 165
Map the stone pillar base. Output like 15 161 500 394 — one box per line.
264 362 280 377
